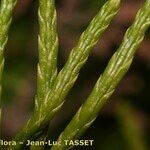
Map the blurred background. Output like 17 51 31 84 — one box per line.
1 0 150 149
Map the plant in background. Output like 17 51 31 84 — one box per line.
0 0 149 150
0 0 17 136
116 100 147 150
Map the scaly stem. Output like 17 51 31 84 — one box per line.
36 0 58 109
30 0 58 149
51 1 150 149
0 0 17 136
11 0 120 149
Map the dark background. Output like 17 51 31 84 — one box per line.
2 0 150 149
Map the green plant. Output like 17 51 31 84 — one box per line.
36 0 58 109
51 1 150 149
0 0 150 150
11 0 121 149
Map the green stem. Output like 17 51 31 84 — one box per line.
0 0 17 137
11 0 120 149
36 0 58 109
51 1 150 149
30 0 58 149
